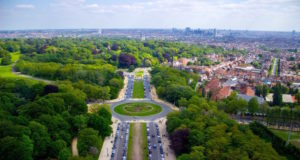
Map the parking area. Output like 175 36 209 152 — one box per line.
110 122 130 160
143 75 152 99
147 122 164 160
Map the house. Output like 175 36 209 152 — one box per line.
214 86 232 101
237 94 265 104
240 86 255 96
205 78 220 94
178 58 189 66
266 93 295 103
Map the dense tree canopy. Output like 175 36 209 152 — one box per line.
166 96 283 160
0 78 112 159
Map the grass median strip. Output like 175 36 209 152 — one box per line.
114 102 162 116
141 123 148 160
132 80 144 98
127 123 134 160
135 70 144 77
127 123 148 160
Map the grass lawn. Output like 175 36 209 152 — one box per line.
127 123 134 160
270 129 300 149
132 80 144 98
0 52 39 84
114 102 162 116
0 52 20 78
135 70 144 77
141 123 148 160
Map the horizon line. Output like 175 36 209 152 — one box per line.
0 27 298 33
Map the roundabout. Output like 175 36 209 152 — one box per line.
110 99 172 121
114 102 162 116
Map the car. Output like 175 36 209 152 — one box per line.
152 134 155 138
158 138 161 143
153 144 157 148
148 145 151 150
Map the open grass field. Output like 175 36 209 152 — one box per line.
0 52 39 84
114 102 162 116
132 80 144 98
270 129 300 149
0 52 20 78
135 70 144 77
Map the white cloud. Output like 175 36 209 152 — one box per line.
16 4 35 9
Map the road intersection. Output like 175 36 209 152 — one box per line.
100 69 175 160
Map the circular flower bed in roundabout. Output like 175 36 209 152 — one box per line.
114 102 162 116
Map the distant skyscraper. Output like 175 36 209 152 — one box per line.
98 28 102 35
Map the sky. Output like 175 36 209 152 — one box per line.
0 0 300 31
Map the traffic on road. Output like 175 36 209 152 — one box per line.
147 122 164 160
143 75 152 99
110 122 130 160
125 75 134 99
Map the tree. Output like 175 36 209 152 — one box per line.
98 107 112 122
43 84 59 95
296 92 300 104
28 121 50 159
118 54 137 68
48 139 67 158
170 128 190 155
87 114 112 137
77 128 102 156
72 115 87 132
262 85 269 98
273 83 282 106
0 135 33 160
1 53 12 65
248 97 259 115
58 148 72 160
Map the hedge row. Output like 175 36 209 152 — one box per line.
249 121 300 160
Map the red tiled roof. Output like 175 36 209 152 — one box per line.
216 86 232 100
205 78 220 92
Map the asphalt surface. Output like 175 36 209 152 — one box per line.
147 122 164 160
125 75 134 99
143 75 152 99
111 122 130 160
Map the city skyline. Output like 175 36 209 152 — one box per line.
0 0 300 31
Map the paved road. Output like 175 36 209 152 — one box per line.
111 122 129 160
272 58 278 76
143 75 152 99
125 75 134 99
147 122 164 160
